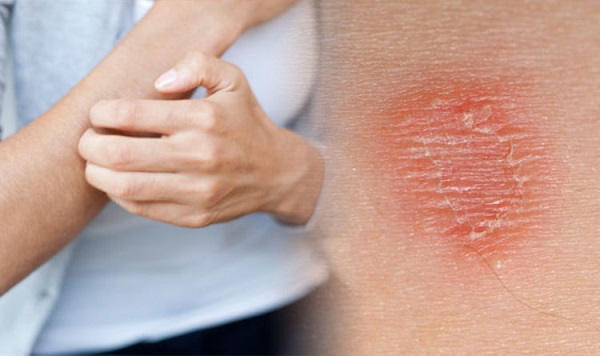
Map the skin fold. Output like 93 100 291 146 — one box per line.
306 0 600 354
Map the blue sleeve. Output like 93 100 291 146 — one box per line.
0 0 13 139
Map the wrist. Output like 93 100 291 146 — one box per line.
265 128 324 225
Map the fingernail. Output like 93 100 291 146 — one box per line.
155 69 177 89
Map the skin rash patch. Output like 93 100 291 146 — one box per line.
369 79 566 269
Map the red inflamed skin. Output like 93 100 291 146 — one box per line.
365 77 567 274
310 2 600 355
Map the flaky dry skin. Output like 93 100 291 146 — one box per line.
308 0 600 354
366 77 566 271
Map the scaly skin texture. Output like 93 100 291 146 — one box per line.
368 77 566 271
306 0 600 355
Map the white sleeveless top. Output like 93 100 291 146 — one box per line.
33 1 326 354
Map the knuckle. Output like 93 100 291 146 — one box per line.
202 115 219 132
113 176 137 200
201 144 223 169
191 100 217 117
114 99 140 127
184 151 206 171
173 100 221 131
187 51 210 72
199 100 217 116
189 141 223 170
106 141 132 168
195 102 220 131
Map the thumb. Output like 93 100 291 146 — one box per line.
154 52 244 95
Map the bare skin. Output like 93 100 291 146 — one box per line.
78 52 323 227
309 0 600 354
0 0 296 296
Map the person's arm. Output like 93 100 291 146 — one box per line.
0 0 296 296
78 52 324 228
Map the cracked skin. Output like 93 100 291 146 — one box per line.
369 78 566 269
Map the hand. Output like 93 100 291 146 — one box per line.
79 52 323 228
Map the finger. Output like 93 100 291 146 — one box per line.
79 129 182 173
85 163 186 202
90 99 198 135
154 51 247 95
109 198 217 228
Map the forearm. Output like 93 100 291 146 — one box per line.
0 1 254 295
